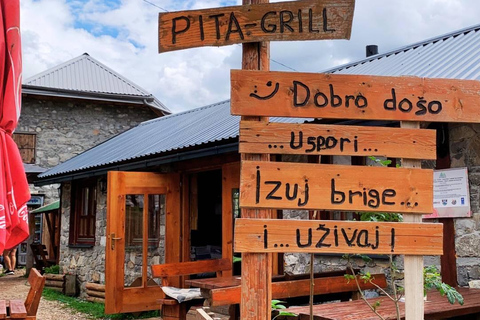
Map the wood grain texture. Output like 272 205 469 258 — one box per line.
158 0 355 52
222 162 240 277
241 160 433 213
105 171 180 315
231 70 480 123
24 268 46 317
286 287 480 320
401 121 425 319
240 1 272 319
9 300 27 319
151 259 231 278
0 300 6 319
239 121 436 159
234 218 443 255
204 274 387 306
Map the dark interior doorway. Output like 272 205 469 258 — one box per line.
190 169 222 261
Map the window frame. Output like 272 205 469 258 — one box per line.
69 179 97 246
12 132 36 164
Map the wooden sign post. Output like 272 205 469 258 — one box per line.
158 0 355 52
239 0 272 318
231 70 480 123
235 218 443 256
156 0 453 318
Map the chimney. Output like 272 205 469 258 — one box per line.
366 45 378 57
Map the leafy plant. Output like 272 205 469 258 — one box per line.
44 264 60 274
271 300 296 319
423 265 464 305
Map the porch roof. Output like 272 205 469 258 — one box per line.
36 100 307 185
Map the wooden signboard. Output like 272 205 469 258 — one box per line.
158 0 355 52
231 70 480 123
234 218 443 255
239 121 436 159
241 160 433 213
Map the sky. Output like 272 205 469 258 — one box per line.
20 0 480 113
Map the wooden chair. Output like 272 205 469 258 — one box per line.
0 268 46 319
30 244 55 273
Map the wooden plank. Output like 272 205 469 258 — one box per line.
158 0 355 52
0 300 6 319
151 259 231 278
401 121 424 319
240 1 272 319
9 300 27 319
241 160 433 213
222 162 241 277
234 218 443 255
239 121 436 159
231 70 480 123
24 268 45 317
205 274 387 306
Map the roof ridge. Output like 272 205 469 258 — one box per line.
323 23 480 73
25 53 149 96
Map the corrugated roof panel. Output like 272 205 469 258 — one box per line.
39 24 480 180
26 53 149 96
24 53 170 114
326 24 480 81
39 100 307 178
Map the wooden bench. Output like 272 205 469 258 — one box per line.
30 244 55 273
200 273 388 307
0 268 46 320
151 258 232 320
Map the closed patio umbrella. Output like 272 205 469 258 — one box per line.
0 0 30 254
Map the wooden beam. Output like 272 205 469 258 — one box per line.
240 1 271 319
402 121 424 319
241 160 433 213
239 121 436 159
151 259 231 278
204 274 387 306
234 218 443 255
231 70 480 123
158 0 355 52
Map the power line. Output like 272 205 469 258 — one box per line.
142 0 298 72
142 0 168 12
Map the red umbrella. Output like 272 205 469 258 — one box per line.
0 0 30 254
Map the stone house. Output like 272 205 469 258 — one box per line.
35 23 480 314
18 53 170 262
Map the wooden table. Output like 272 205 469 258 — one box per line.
282 288 480 320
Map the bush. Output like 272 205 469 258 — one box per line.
44 265 60 274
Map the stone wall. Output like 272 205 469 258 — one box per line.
449 123 480 286
19 96 158 204
59 181 108 297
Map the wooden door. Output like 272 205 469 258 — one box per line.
105 171 181 314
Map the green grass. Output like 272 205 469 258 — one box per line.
42 288 160 319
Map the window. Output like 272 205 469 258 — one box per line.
12 133 36 164
70 179 97 245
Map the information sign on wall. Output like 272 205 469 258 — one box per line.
424 167 471 219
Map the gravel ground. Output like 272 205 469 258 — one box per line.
0 269 89 320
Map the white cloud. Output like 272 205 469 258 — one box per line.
20 0 480 113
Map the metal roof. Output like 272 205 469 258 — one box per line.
24 53 170 115
37 100 306 182
323 23 480 79
30 201 59 214
37 23 480 184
